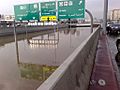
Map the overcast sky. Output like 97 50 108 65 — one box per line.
0 0 120 19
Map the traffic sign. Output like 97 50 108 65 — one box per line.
40 1 57 21
41 16 57 21
14 4 29 21
14 3 39 21
14 0 85 21
58 0 85 19
28 3 39 20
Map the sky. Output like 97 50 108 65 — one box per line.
0 0 120 19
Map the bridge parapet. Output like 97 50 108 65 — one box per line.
37 26 101 90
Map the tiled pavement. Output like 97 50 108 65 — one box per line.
89 33 120 90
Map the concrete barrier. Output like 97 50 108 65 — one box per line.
0 24 68 36
37 26 101 90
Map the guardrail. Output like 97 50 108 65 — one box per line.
37 26 101 90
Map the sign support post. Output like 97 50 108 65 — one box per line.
13 20 20 64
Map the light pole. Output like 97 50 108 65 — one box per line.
85 9 93 33
103 0 108 33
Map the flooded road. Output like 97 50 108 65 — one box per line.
0 27 91 90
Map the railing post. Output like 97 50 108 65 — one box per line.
85 9 93 33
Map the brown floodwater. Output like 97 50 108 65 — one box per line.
0 27 91 90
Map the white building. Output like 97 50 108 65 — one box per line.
0 15 15 21
108 9 120 21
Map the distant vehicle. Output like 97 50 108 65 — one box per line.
107 22 113 27
107 23 120 34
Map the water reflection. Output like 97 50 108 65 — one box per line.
15 31 58 82
14 28 79 82
0 27 91 90
63 28 76 35
19 63 58 81
26 28 78 49
27 31 59 49
0 31 55 48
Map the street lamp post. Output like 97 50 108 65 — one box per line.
103 0 108 33
85 9 93 33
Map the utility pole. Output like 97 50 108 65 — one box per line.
103 0 108 33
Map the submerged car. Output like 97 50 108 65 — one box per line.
107 23 120 34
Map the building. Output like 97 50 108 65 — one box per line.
108 9 120 21
0 14 15 21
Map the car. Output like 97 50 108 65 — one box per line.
116 37 120 51
107 23 120 34
115 38 120 65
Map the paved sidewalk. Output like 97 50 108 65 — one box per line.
89 33 119 90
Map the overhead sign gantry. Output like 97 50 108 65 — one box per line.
14 0 85 21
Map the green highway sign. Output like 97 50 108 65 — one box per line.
14 0 85 21
28 3 39 20
40 1 57 21
14 4 29 21
14 3 39 21
58 0 85 19
41 1 56 16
